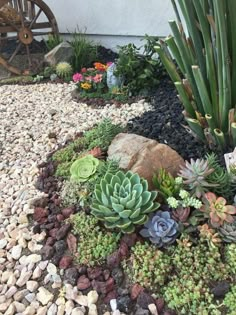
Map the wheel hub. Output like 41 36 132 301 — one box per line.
18 27 33 45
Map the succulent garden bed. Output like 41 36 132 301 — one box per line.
32 117 236 315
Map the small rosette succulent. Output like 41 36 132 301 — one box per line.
200 192 236 227
178 158 218 198
218 219 236 243
140 211 179 247
91 171 160 233
70 155 99 182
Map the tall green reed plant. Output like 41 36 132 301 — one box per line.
68 27 97 72
156 0 236 151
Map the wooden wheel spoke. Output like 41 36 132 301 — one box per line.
26 44 31 67
8 41 22 62
29 8 42 29
17 0 26 28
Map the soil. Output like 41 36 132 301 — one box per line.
127 75 210 161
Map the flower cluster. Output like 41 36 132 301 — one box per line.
73 62 112 92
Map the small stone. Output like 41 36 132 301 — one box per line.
47 263 57 275
59 256 73 269
64 267 79 286
56 223 71 240
71 308 84 315
24 305 36 315
0 239 7 249
57 305 65 315
5 304 15 315
32 266 42 279
26 254 41 264
38 261 48 270
47 303 57 315
148 304 158 315
36 306 47 315
5 286 18 299
65 300 74 314
88 304 98 315
55 297 65 305
77 275 91 290
14 301 26 312
75 295 88 306
87 290 99 306
16 270 32 287
211 281 230 298
25 293 36 303
0 298 12 312
36 287 53 305
11 245 22 260
110 299 117 311
14 289 28 301
26 281 39 292
41 245 54 260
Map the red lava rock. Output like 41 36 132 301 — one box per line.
119 242 129 259
56 214 64 222
67 233 77 254
121 233 138 247
59 256 73 269
61 207 75 219
87 267 103 280
106 277 115 293
106 250 121 268
156 298 165 313
77 275 91 290
104 289 118 304
44 223 55 230
103 269 110 281
92 280 107 294
49 228 58 238
137 291 156 309
33 207 48 223
45 237 55 246
56 223 71 240
131 283 144 300
41 245 55 260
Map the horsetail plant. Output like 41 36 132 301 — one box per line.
156 0 236 150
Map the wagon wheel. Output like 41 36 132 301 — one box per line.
0 0 59 75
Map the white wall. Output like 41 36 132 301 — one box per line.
46 0 175 50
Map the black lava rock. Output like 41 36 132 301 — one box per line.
211 281 230 298
111 267 124 286
137 291 155 310
117 295 132 313
127 77 209 160
64 267 79 286
41 245 55 260
54 240 67 256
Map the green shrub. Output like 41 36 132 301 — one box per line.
45 34 63 51
115 35 163 95
68 28 97 72
123 242 171 290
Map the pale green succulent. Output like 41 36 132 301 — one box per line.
167 189 202 209
56 62 73 80
70 155 99 183
91 171 160 233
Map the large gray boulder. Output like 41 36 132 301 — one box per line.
44 42 73 66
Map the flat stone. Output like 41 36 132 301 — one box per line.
11 245 22 260
57 305 65 315
75 295 88 306
5 304 15 315
87 291 99 306
35 306 47 315
47 263 57 275
0 239 7 249
47 303 57 315
36 287 53 306
5 286 18 299
16 270 32 287
26 281 39 292
23 305 36 315
13 301 26 313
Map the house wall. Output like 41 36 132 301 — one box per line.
46 0 175 51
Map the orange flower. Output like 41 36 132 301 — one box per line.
94 62 108 71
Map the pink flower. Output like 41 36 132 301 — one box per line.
85 76 93 82
73 73 83 82
93 74 103 83
107 62 113 67
81 68 87 73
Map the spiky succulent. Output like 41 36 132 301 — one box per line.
200 192 236 227
56 62 73 80
152 168 181 201
178 158 218 198
91 171 160 233
70 155 99 182
218 219 236 243
140 211 179 247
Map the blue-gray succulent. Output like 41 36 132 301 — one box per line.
140 211 179 247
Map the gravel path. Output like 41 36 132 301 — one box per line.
0 83 152 315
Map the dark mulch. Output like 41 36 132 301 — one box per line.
0 39 47 57
96 45 118 64
127 76 210 160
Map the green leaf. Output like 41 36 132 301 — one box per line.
106 184 113 197
130 208 141 219
120 195 130 206
98 205 114 216
134 197 142 210
100 179 107 195
132 214 148 225
110 196 118 204
111 175 121 187
106 216 120 223
122 224 135 234
116 171 125 182
112 203 124 213
119 210 132 218
126 197 136 209
141 179 148 192
141 191 151 205
142 201 160 213
116 219 132 229
94 189 102 203
133 184 143 198
130 173 140 187
101 192 109 206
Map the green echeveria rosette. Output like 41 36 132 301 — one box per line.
70 155 99 182
91 170 160 233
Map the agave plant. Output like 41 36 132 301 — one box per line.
218 219 236 243
200 192 236 227
156 0 236 150
178 158 218 198
153 168 181 201
70 155 99 182
140 211 179 247
91 171 160 233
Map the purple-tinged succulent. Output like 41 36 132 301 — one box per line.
140 211 179 248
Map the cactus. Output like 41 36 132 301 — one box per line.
56 62 73 80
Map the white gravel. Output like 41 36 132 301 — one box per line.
0 83 152 314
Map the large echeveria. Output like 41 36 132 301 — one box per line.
91 171 160 233
140 211 178 247
70 155 99 182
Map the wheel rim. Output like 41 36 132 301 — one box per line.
0 0 59 75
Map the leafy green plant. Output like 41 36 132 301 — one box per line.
224 285 236 315
56 62 73 81
84 118 123 151
178 158 218 198
45 34 63 51
92 170 160 233
52 137 86 163
68 28 97 72
115 35 163 95
55 161 74 178
156 0 236 150
225 243 236 274
200 192 236 227
71 212 120 266
152 169 182 201
70 155 100 182
123 242 171 290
